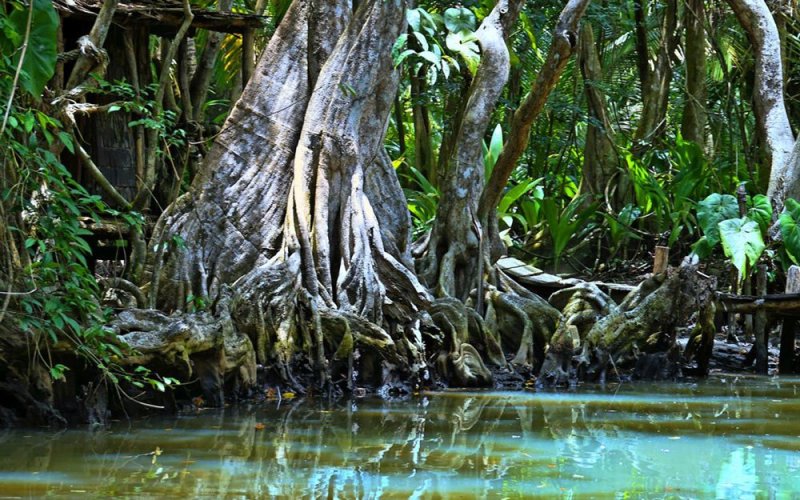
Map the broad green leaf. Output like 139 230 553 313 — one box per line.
443 7 476 32
58 131 74 153
697 193 739 246
406 8 421 32
747 194 772 235
484 124 503 178
393 49 416 67
418 50 440 65
618 204 642 226
50 364 69 382
520 199 541 227
391 34 408 65
719 217 765 282
779 198 800 265
3 0 59 98
446 31 480 75
489 124 503 162
412 31 428 52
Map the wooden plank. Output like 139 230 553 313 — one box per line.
717 291 800 315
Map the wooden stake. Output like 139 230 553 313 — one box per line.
780 265 800 374
653 245 670 274
754 264 768 374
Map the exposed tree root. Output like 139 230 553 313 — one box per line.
540 265 716 385
109 287 256 406
84 0 721 411
484 290 560 369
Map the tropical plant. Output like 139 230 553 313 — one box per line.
692 191 772 283
541 193 598 270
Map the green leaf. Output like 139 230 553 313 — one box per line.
446 31 480 75
406 8 421 32
780 198 800 265
697 193 739 246
691 236 715 259
3 0 59 98
49 364 69 382
719 217 765 282
418 50 440 65
411 31 429 52
499 179 540 214
747 194 772 235
58 131 74 153
443 7 476 32
484 123 503 178
393 49 416 67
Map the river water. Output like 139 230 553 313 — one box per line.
1 377 800 498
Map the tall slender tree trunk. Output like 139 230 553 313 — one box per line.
410 68 435 185
579 22 621 207
634 0 679 147
681 0 708 146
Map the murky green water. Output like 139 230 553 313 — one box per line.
2 378 800 498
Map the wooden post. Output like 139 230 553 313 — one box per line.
754 264 768 374
737 183 754 342
653 245 669 274
780 265 800 374
726 264 739 343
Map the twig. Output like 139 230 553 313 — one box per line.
0 0 33 137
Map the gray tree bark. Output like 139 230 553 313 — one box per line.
146 0 428 395
727 0 797 208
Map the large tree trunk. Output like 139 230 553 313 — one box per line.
478 0 590 226
419 1 521 300
118 0 712 407
145 0 428 397
727 0 797 208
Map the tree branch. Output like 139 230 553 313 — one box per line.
65 0 119 90
478 0 590 222
74 137 132 209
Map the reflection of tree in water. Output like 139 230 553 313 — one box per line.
3 386 800 497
